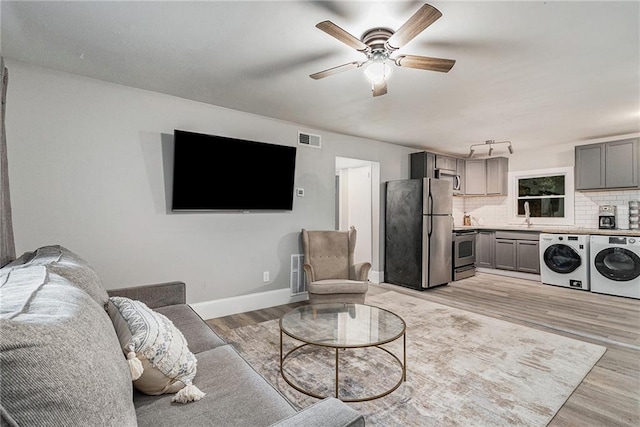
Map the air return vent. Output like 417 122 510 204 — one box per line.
290 254 307 296
298 132 321 148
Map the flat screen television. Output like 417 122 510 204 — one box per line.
171 130 297 211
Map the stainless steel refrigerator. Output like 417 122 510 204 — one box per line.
385 178 453 289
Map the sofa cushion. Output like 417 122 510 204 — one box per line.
0 266 137 426
155 304 226 354
7 245 109 309
108 297 203 401
133 345 296 427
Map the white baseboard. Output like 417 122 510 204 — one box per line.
476 267 541 282
190 289 309 320
192 271 382 320
369 270 382 284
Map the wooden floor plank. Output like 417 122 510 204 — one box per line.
205 272 640 426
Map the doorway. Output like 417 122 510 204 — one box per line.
335 157 381 283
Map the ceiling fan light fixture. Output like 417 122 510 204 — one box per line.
364 60 392 84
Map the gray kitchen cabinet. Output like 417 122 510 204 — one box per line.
495 239 517 271
575 144 605 190
486 157 509 195
575 138 639 190
463 157 508 196
606 139 639 188
476 231 495 268
435 155 457 171
516 240 540 274
464 159 486 195
494 231 540 274
410 151 436 179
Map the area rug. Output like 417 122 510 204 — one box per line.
224 290 606 426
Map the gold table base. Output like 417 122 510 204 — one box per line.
279 330 406 403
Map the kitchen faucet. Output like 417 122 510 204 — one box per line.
524 201 531 227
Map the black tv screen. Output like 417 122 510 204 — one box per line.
171 130 297 211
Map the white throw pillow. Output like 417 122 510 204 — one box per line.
107 296 205 403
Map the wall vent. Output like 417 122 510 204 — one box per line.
290 254 307 296
298 132 321 148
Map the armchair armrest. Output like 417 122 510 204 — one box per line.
303 263 316 283
270 397 364 427
352 262 372 281
107 281 186 308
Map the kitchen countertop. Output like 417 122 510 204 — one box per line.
453 225 640 237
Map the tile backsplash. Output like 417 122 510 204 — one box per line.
453 189 640 229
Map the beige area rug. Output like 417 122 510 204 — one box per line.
224 290 606 426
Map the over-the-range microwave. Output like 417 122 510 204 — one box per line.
435 169 462 194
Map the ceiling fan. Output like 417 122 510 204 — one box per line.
310 3 455 97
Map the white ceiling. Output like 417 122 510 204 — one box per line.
2 1 639 156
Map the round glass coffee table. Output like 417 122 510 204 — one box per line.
279 303 406 402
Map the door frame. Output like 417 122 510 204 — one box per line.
335 157 381 283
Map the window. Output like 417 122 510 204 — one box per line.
518 175 565 217
508 167 574 226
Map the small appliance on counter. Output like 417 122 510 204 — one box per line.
598 205 616 229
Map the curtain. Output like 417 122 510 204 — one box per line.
0 56 16 267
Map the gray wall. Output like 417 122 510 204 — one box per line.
5 60 414 304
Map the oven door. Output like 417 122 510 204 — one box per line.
454 231 476 268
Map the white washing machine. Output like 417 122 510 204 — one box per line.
539 233 590 290
590 235 640 299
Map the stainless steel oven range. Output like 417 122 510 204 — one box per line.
453 230 477 280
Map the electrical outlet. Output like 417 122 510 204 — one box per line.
263 271 269 282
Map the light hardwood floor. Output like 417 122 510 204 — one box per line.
206 272 640 426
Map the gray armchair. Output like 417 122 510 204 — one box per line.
301 226 371 305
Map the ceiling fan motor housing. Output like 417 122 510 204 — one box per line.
362 28 394 58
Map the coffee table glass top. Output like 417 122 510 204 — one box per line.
280 303 405 348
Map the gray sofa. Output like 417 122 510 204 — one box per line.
0 245 364 427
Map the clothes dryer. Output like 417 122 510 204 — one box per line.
590 235 640 299
539 233 590 290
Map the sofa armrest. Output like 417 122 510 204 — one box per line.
270 398 364 427
107 281 186 308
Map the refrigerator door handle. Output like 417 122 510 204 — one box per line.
427 192 434 237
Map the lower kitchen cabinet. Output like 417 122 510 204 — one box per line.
492 231 540 274
495 239 517 270
516 240 540 274
476 231 495 268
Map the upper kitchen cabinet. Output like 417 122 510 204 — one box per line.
464 157 509 196
575 138 639 190
435 155 458 171
410 151 436 179
486 157 509 195
464 159 486 195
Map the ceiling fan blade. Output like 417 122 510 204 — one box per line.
395 55 455 72
386 4 442 50
309 61 363 80
372 81 388 97
316 21 368 52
